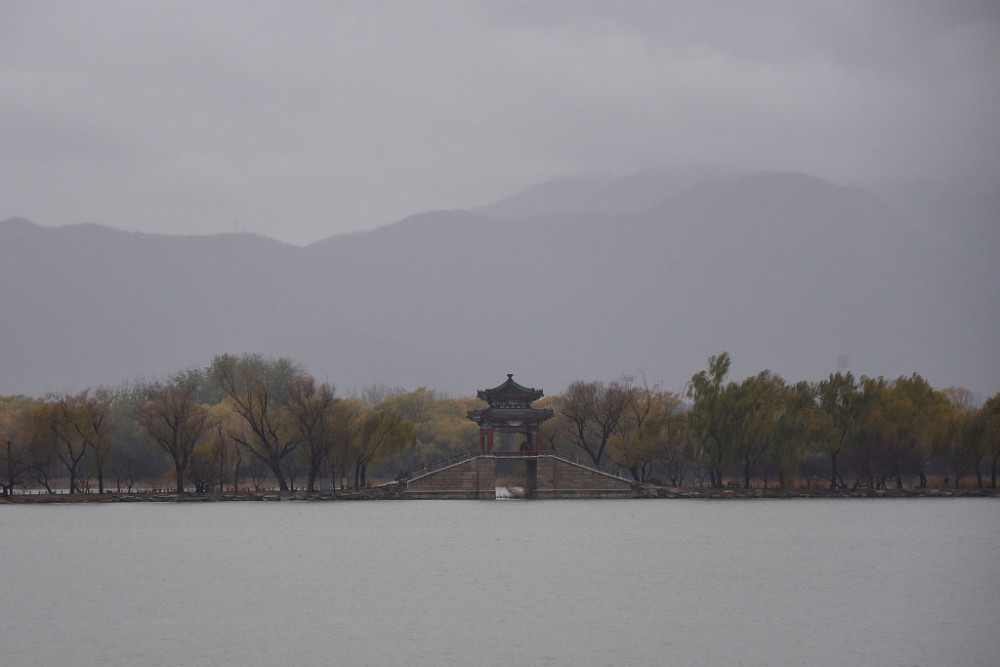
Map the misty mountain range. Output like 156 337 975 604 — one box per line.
2 170 997 399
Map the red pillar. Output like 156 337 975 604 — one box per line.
487 428 494 453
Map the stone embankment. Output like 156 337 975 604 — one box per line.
2 484 996 503
0 486 406 504
639 486 998 499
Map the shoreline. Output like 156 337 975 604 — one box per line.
2 485 996 503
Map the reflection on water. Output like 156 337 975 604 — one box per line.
1 499 998 666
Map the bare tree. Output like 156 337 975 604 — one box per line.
26 390 110 494
557 379 631 469
1 397 34 496
357 383 406 406
656 416 691 487
286 377 340 493
209 353 304 491
84 389 114 493
135 381 211 493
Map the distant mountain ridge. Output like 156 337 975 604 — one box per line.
2 171 997 399
472 164 730 221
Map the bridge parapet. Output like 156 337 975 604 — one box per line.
402 453 636 499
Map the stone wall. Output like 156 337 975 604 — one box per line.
404 456 495 499
535 455 635 498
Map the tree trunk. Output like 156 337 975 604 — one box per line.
218 451 225 494
175 466 185 494
268 457 289 491
709 464 722 489
829 451 840 490
4 442 13 496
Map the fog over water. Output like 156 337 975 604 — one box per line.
2 499 998 666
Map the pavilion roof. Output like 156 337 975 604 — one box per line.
476 374 545 404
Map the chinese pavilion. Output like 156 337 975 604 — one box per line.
467 374 554 455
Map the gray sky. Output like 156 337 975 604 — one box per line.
2 1 998 245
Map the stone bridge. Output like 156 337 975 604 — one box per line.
402 453 637 499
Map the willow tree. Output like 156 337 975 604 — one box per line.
731 370 787 489
350 409 416 489
771 381 823 490
849 374 950 490
882 374 950 489
850 376 893 489
816 372 860 490
686 352 734 488
982 393 1000 489
936 388 985 489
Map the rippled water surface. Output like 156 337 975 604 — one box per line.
2 498 998 666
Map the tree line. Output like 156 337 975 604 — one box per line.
0 354 419 496
2 351 999 496
552 352 1000 491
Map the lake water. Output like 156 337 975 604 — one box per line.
1 498 998 666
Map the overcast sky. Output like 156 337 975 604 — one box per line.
2 1 998 245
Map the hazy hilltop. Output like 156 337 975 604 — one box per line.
471 164 727 220
1 171 997 399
